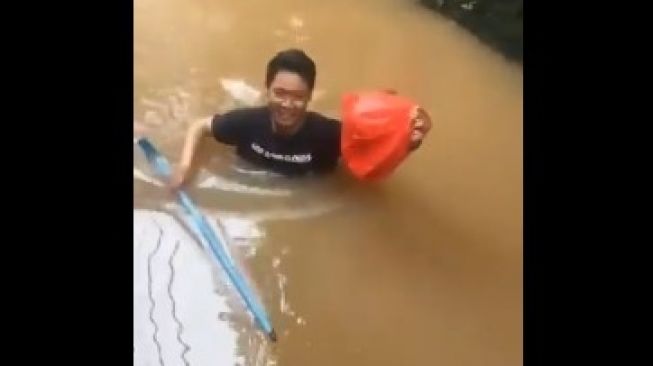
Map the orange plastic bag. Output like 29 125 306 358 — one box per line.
341 90 416 181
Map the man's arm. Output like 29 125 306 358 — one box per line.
169 116 213 190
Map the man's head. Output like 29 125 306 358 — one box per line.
265 49 316 134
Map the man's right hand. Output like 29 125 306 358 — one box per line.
168 164 191 193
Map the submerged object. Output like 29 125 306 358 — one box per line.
340 90 417 181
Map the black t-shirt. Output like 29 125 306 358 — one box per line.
211 107 342 176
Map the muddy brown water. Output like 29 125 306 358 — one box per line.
134 0 522 365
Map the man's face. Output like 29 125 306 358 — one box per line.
266 71 311 132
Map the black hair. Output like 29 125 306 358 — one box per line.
265 49 316 90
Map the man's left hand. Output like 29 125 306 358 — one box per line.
408 106 433 151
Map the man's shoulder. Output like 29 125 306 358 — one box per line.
219 106 268 123
211 106 268 144
307 111 340 125
306 111 341 136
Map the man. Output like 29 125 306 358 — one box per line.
169 48 432 189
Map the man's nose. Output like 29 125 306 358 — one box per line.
280 98 292 108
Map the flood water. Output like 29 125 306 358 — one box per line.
133 0 523 365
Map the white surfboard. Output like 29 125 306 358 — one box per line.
134 209 248 366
